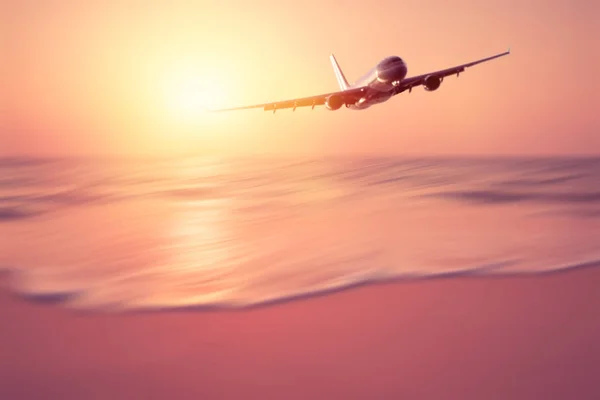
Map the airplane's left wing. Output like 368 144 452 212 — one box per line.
395 49 510 94
207 86 367 112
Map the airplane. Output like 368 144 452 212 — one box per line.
208 48 510 113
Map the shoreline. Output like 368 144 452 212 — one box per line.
2 257 600 313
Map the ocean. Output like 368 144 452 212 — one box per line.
1 156 599 311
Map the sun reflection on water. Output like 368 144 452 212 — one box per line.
154 162 247 306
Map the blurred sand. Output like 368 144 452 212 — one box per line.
1 267 599 400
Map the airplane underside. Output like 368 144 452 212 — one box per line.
347 89 394 110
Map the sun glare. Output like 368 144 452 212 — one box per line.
163 66 227 122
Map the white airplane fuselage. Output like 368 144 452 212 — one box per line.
345 56 408 110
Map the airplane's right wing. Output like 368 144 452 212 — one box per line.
207 86 367 112
396 49 511 93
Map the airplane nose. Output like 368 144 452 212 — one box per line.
376 63 407 83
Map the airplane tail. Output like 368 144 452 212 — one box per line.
329 54 350 91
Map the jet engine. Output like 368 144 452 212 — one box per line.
325 94 344 110
423 75 442 91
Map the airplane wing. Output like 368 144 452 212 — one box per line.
207 86 367 112
395 49 510 93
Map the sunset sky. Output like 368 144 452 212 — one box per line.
2 0 599 157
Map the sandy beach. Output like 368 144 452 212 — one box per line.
1 266 599 400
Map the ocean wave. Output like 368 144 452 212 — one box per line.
497 173 586 187
427 190 600 205
0 157 64 168
3 257 600 313
0 206 42 221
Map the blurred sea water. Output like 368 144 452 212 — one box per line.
1 156 599 311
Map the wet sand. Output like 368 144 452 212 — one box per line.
1 267 599 400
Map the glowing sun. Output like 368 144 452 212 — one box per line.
163 66 227 121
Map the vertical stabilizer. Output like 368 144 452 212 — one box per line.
329 54 350 91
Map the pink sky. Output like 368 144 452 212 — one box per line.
2 0 599 156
